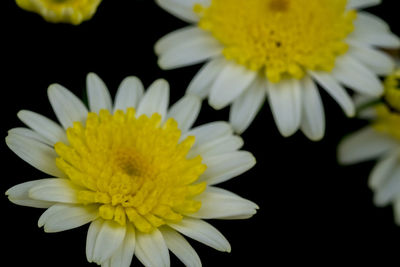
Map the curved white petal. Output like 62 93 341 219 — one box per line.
158 33 222 70
187 135 243 159
349 30 400 49
38 203 98 233
87 73 113 113
332 55 383 96
347 0 381 10
6 133 65 178
373 166 400 207
161 227 201 267
114 76 144 112
6 179 55 208
338 127 398 164
369 150 400 190
167 95 201 133
47 84 88 129
300 76 325 141
230 77 267 134
155 26 203 55
189 186 258 219
348 42 395 75
29 178 80 203
186 57 226 99
353 11 389 33
199 151 256 185
182 121 232 145
110 225 136 267
8 127 51 146
137 79 169 119
135 228 170 267
209 61 257 110
156 0 208 23
87 219 104 263
268 78 302 137
169 217 231 252
92 220 126 264
309 71 355 117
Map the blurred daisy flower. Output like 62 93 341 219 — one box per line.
155 0 400 140
5 73 258 266
15 0 102 25
338 68 400 224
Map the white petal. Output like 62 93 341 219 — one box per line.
332 55 383 96
209 61 257 110
230 77 267 134
17 110 67 145
137 79 169 119
87 219 104 263
393 198 400 225
349 29 400 49
369 150 400 190
158 33 222 70
155 26 203 55
161 227 201 267
348 42 394 75
29 178 80 203
353 11 389 33
187 135 243 159
87 73 113 113
135 228 170 267
338 127 398 164
8 127 50 146
48 84 88 129
6 179 55 208
181 121 232 145
309 71 355 117
347 0 381 10
300 76 325 141
6 133 65 178
199 151 256 185
92 220 126 264
189 186 258 219
156 0 206 23
169 217 231 252
268 79 302 137
167 95 201 133
110 225 136 267
373 166 400 207
39 204 98 233
187 57 226 99
113 76 144 112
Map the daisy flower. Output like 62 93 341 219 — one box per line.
5 73 258 267
15 0 102 25
155 0 400 140
338 68 400 224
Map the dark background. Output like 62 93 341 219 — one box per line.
1 0 400 266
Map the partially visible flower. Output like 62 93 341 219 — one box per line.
5 73 258 266
338 68 400 224
15 0 102 25
155 0 400 140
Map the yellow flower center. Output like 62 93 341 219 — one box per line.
16 0 102 25
373 69 400 141
195 0 356 82
55 108 207 233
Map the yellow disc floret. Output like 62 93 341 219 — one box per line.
55 108 207 233
195 0 356 82
15 0 102 25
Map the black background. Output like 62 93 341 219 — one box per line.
1 0 400 266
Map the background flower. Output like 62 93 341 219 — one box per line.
2 1 400 266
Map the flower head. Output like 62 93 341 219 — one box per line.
6 73 258 266
15 0 102 25
155 0 400 140
338 68 400 224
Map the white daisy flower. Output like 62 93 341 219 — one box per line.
338 68 400 224
155 0 400 140
5 73 258 267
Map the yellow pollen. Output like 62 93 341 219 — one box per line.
55 108 207 233
372 69 400 141
195 0 356 82
15 0 101 25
